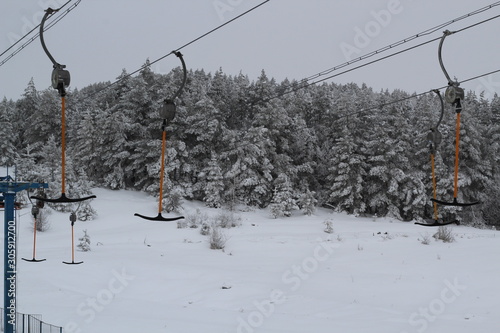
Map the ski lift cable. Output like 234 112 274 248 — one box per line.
263 13 500 104
0 0 81 68
90 0 271 98
338 67 500 120
302 1 500 83
313 11 500 87
90 1 494 100
261 36 442 104
0 0 72 58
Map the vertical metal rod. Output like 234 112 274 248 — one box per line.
158 129 167 214
71 224 75 262
453 113 461 199
32 217 38 259
430 153 439 221
61 96 66 195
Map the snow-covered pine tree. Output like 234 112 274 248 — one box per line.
0 98 19 166
203 153 224 208
77 229 91 252
327 122 367 215
73 106 106 183
160 173 184 214
298 188 317 216
181 95 227 200
5 68 500 224
270 173 298 218
67 161 97 220
15 79 41 147
458 93 494 204
97 105 129 190
120 75 154 191
223 126 274 207
15 143 42 182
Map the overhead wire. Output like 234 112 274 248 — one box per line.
0 0 72 59
302 1 500 83
6 0 496 106
262 35 442 104
336 67 500 120
0 0 81 68
262 11 500 104
90 0 271 97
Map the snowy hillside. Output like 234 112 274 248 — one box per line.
1 188 498 332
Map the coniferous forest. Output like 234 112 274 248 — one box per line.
1 63 499 227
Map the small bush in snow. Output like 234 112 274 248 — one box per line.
77 229 91 252
323 219 334 234
209 225 226 250
177 220 188 229
163 187 184 214
185 209 209 228
420 233 432 245
214 210 241 229
200 223 211 236
299 190 317 216
433 226 455 243
77 201 97 221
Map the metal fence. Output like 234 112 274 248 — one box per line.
0 309 63 333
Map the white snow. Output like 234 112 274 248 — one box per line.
1 187 499 333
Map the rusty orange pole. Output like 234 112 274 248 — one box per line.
70 225 75 262
453 112 461 200
61 96 66 194
430 153 439 221
158 129 167 214
32 217 38 258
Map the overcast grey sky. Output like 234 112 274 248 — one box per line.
1 0 500 101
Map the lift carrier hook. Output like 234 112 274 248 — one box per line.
415 90 459 227
135 51 187 222
31 7 96 204
431 30 479 208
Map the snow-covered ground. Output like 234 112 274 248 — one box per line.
1 187 499 333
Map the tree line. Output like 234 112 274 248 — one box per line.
1 62 499 226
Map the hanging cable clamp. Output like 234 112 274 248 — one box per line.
438 30 464 112
51 64 71 96
445 82 464 113
427 128 442 154
70 211 77 226
40 7 70 96
45 7 60 15
158 51 187 122
161 118 168 132
160 99 176 123
31 206 40 219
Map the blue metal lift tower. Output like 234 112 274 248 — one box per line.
0 174 48 333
